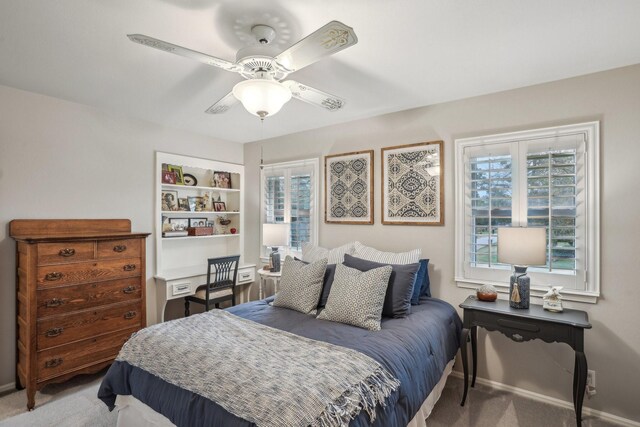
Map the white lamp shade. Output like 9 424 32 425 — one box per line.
497 227 547 266
232 79 292 118
263 223 289 248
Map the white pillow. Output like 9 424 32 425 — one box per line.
353 241 421 265
301 242 355 264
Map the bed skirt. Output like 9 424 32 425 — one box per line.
114 359 455 427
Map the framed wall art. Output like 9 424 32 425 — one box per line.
324 150 374 224
381 141 444 225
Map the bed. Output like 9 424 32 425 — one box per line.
98 295 461 427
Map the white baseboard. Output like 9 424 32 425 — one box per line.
0 382 16 394
450 372 640 427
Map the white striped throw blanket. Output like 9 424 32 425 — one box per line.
116 310 400 427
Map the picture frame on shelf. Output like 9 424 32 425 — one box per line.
177 198 189 211
189 218 207 228
381 140 444 225
324 150 374 224
213 201 227 212
188 196 204 212
168 217 189 230
161 171 177 185
161 191 179 211
167 165 185 185
212 171 231 189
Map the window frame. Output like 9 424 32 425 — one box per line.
454 122 600 303
260 158 319 259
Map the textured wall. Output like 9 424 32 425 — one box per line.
0 85 243 389
243 64 640 422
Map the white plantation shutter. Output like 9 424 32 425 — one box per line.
261 159 319 255
455 122 599 298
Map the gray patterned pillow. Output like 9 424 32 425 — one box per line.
301 242 356 264
273 256 328 315
317 263 392 331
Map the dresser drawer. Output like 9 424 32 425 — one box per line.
37 301 141 350
37 242 95 265
37 258 141 288
97 239 141 259
237 267 255 284
37 278 142 317
470 310 572 343
37 327 137 382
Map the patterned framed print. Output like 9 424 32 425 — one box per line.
382 141 444 225
325 150 374 224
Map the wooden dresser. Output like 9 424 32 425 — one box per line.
9 219 150 410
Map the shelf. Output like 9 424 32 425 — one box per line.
162 234 241 241
161 184 240 193
161 211 240 215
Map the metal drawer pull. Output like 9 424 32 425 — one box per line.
512 333 524 342
122 285 136 294
45 272 63 281
44 358 63 368
113 245 127 253
123 264 136 271
45 327 64 338
124 311 137 320
45 298 63 308
58 248 76 257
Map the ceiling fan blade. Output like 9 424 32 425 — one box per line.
127 34 243 73
283 80 346 111
204 92 238 114
275 21 358 72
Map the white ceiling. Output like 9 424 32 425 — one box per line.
1 0 640 143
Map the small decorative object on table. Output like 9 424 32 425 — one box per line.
476 284 498 302
543 286 564 312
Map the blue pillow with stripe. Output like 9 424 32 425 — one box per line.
410 259 431 304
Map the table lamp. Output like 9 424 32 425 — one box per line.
497 227 547 309
262 223 289 272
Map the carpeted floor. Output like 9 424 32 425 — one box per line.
0 372 623 426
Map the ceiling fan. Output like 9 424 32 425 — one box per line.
127 21 358 119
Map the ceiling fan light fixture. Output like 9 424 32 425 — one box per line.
232 79 292 118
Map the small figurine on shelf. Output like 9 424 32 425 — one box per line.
203 192 211 211
218 216 231 234
543 286 564 312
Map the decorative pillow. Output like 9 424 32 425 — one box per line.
301 242 355 264
343 254 419 318
353 241 421 265
410 259 431 304
272 256 328 315
317 263 392 331
295 257 336 308
421 259 431 298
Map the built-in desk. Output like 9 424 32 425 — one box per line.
154 264 256 322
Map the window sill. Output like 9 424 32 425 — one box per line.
455 277 599 304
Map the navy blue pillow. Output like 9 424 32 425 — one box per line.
342 254 419 318
421 259 431 298
294 257 336 307
410 259 431 304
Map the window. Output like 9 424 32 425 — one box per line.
455 122 600 302
261 159 319 256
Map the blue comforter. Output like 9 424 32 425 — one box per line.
98 297 461 427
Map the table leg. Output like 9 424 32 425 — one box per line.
574 352 587 426
471 325 478 388
460 328 470 406
572 353 578 413
259 276 264 300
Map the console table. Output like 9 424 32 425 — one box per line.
459 296 591 426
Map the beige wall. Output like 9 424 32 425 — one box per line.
0 85 243 389
244 64 640 422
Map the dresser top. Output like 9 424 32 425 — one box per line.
460 295 591 328
10 219 150 242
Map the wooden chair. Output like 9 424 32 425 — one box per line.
184 255 240 316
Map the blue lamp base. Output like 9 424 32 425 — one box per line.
509 265 530 309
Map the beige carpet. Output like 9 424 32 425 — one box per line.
0 372 624 426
